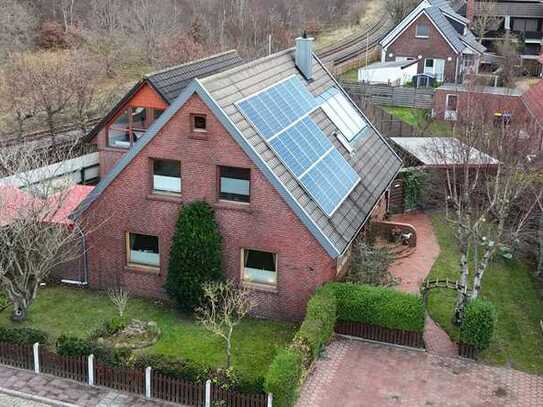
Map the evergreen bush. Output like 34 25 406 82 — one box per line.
461 298 496 351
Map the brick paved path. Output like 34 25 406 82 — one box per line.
297 338 543 407
0 392 50 407
388 211 458 356
0 365 177 407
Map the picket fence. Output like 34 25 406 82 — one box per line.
0 342 272 407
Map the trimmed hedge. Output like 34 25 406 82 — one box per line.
0 327 48 345
264 348 304 407
327 283 425 332
56 335 131 367
461 298 496 351
293 285 336 362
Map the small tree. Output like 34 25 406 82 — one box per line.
165 201 223 311
471 1 500 44
385 0 419 24
196 281 253 369
108 287 129 318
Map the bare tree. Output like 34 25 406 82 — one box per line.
196 281 253 369
471 1 500 43
384 0 418 24
0 143 84 321
496 32 521 88
427 93 543 323
108 287 129 318
0 74 36 138
0 0 37 58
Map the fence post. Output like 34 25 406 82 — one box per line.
205 379 211 407
145 367 152 399
268 393 273 407
33 343 40 374
88 354 94 386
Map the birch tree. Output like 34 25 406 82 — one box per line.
471 1 500 43
0 143 83 321
196 281 253 369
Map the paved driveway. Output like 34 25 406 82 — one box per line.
297 338 543 407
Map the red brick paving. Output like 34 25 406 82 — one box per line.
297 338 543 407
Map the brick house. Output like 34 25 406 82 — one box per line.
74 41 401 320
380 0 485 83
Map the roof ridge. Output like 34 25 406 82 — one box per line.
144 49 239 78
200 48 295 84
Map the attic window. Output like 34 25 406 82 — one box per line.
416 24 429 38
192 114 207 132
319 87 368 144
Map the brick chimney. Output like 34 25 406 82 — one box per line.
466 0 475 23
295 31 314 80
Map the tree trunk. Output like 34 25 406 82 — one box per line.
471 247 493 300
225 336 232 369
538 211 543 278
454 253 469 325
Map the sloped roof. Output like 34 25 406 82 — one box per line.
391 137 498 166
86 50 243 142
146 50 244 103
74 48 401 257
521 80 543 127
362 60 419 70
200 49 402 255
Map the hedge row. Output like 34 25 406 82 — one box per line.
460 298 496 351
327 283 425 332
0 327 48 345
265 286 337 407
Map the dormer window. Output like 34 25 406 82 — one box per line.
192 114 207 132
416 24 429 38
108 107 164 149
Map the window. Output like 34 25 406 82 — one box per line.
192 114 207 132
446 94 457 112
127 233 159 268
218 166 250 203
512 18 538 33
108 107 163 149
242 249 277 286
416 24 429 38
425 58 434 68
153 159 181 194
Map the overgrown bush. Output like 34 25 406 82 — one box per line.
0 327 48 345
89 316 128 339
293 286 336 363
0 292 8 313
264 348 304 407
461 299 496 351
328 283 425 332
165 201 224 311
56 335 131 367
343 240 396 286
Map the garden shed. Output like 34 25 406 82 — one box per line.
358 60 418 86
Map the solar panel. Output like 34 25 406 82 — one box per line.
237 76 318 140
237 77 360 217
319 87 368 142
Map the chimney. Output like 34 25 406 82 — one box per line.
295 31 314 80
466 0 474 23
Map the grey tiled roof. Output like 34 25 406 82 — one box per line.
146 50 243 103
200 50 402 254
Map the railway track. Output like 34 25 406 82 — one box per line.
316 13 393 67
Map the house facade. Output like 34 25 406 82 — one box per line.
76 43 402 320
380 0 486 83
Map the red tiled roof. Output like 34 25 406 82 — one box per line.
0 185 93 226
521 81 543 124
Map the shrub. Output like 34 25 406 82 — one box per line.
56 335 131 367
343 240 395 286
264 348 304 407
461 298 496 351
328 283 425 332
89 316 128 339
0 327 48 345
165 201 224 311
0 293 9 313
293 286 336 362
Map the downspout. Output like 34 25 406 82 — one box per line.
455 55 460 83
61 223 88 286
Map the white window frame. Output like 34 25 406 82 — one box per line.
445 94 458 121
415 24 429 38
241 248 277 288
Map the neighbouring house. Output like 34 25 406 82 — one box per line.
358 60 419 85
433 81 543 152
466 0 543 75
73 38 402 320
379 0 486 83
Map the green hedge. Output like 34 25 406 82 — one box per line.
461 298 496 351
327 283 425 332
0 327 48 345
56 335 131 367
293 285 336 362
264 348 303 407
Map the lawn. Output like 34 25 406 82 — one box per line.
0 286 296 380
382 106 452 136
426 213 543 374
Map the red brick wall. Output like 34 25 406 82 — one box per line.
83 94 337 320
384 14 458 82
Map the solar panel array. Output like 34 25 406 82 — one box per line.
237 76 360 217
319 88 368 142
